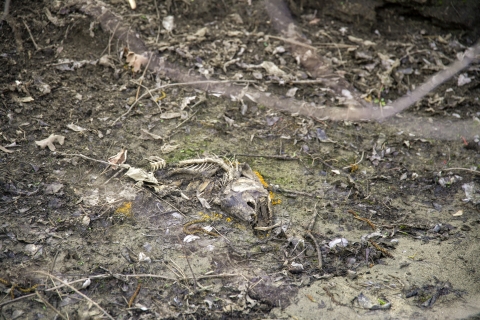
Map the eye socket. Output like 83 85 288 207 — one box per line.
246 201 256 210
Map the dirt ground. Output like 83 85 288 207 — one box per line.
1 0 480 319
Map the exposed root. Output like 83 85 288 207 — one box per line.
68 0 479 130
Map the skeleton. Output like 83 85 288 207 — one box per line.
215 162 273 228
125 155 273 228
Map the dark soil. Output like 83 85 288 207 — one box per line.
1 0 480 319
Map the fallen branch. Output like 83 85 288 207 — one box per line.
69 0 479 130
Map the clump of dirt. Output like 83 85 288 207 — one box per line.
1 0 479 319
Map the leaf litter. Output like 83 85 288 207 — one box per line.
1 0 480 319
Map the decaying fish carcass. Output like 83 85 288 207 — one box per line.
130 156 274 229
215 162 273 228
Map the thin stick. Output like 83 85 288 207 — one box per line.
102 22 120 56
127 283 141 308
169 259 187 280
179 237 198 291
306 232 323 270
111 80 258 126
102 167 125 185
234 154 299 160
342 151 364 170
268 35 317 51
442 167 480 175
35 291 67 320
305 203 323 270
22 20 40 50
33 271 114 320
129 79 162 110
153 0 160 20
58 152 130 170
135 53 153 100
254 221 282 231
210 226 231 243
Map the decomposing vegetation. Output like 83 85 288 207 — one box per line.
1 0 479 319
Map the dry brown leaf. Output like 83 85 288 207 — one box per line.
139 129 162 140
108 148 128 169
125 50 148 72
35 134 65 151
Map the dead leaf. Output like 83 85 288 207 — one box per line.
67 123 87 132
45 183 64 194
44 8 65 27
99 55 116 69
108 148 128 169
0 145 14 153
160 112 181 119
260 61 286 77
162 16 174 32
35 134 65 151
180 96 196 110
197 193 211 209
286 87 298 97
139 129 162 140
125 50 148 72
161 143 179 154
125 167 158 184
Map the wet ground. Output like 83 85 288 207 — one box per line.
1 0 480 319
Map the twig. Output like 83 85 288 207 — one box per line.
22 19 40 50
306 232 322 270
129 79 162 110
348 209 376 230
35 291 67 320
369 239 394 259
153 0 160 20
102 22 120 56
305 203 323 270
342 151 364 170
234 154 299 160
58 152 130 170
442 167 480 175
163 96 205 139
179 236 198 291
267 35 317 51
318 30 343 65
135 53 153 100
269 186 319 198
102 167 126 185
34 271 114 320
306 202 319 232
111 80 257 126
210 226 231 243
127 283 141 308
254 221 281 231
169 259 187 280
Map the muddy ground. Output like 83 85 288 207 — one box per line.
1 0 480 319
